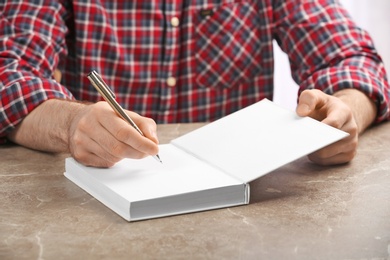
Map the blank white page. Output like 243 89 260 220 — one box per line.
67 144 242 202
171 99 349 183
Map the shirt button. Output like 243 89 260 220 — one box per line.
167 77 177 87
171 17 180 27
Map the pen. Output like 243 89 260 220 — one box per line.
87 70 162 163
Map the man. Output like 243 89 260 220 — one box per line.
0 0 389 167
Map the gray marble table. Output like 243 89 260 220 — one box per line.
1 122 389 259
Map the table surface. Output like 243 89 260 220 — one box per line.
1 122 389 260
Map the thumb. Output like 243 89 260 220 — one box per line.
296 89 328 118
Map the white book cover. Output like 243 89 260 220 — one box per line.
64 99 348 221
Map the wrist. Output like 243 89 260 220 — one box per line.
333 88 377 134
7 99 88 153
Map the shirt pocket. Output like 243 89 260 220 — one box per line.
194 1 263 89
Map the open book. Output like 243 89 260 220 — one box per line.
64 99 348 221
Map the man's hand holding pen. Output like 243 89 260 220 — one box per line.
68 101 160 168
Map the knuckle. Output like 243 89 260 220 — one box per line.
146 117 157 126
98 151 121 167
115 127 131 142
132 140 155 156
71 132 84 146
78 154 117 168
138 117 157 130
350 125 358 137
75 117 91 134
73 152 89 165
312 148 328 159
98 160 116 168
132 152 147 160
326 118 340 128
307 154 324 165
108 141 127 157
132 141 145 152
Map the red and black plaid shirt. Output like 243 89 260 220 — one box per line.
1 0 389 141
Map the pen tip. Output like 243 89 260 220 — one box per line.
154 154 163 164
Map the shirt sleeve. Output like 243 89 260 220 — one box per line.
272 0 390 123
0 1 74 143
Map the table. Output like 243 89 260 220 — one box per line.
1 122 389 259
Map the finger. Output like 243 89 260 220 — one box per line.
99 111 159 156
297 90 355 131
321 108 348 129
308 150 356 165
71 138 120 168
68 111 130 165
86 117 149 159
296 89 329 120
130 113 159 144
72 102 159 159
78 152 117 168
307 137 357 165
71 126 127 167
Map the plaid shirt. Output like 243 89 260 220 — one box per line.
1 0 389 141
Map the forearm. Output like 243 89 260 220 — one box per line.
333 88 377 134
7 99 87 153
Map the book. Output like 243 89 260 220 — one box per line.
64 99 348 221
